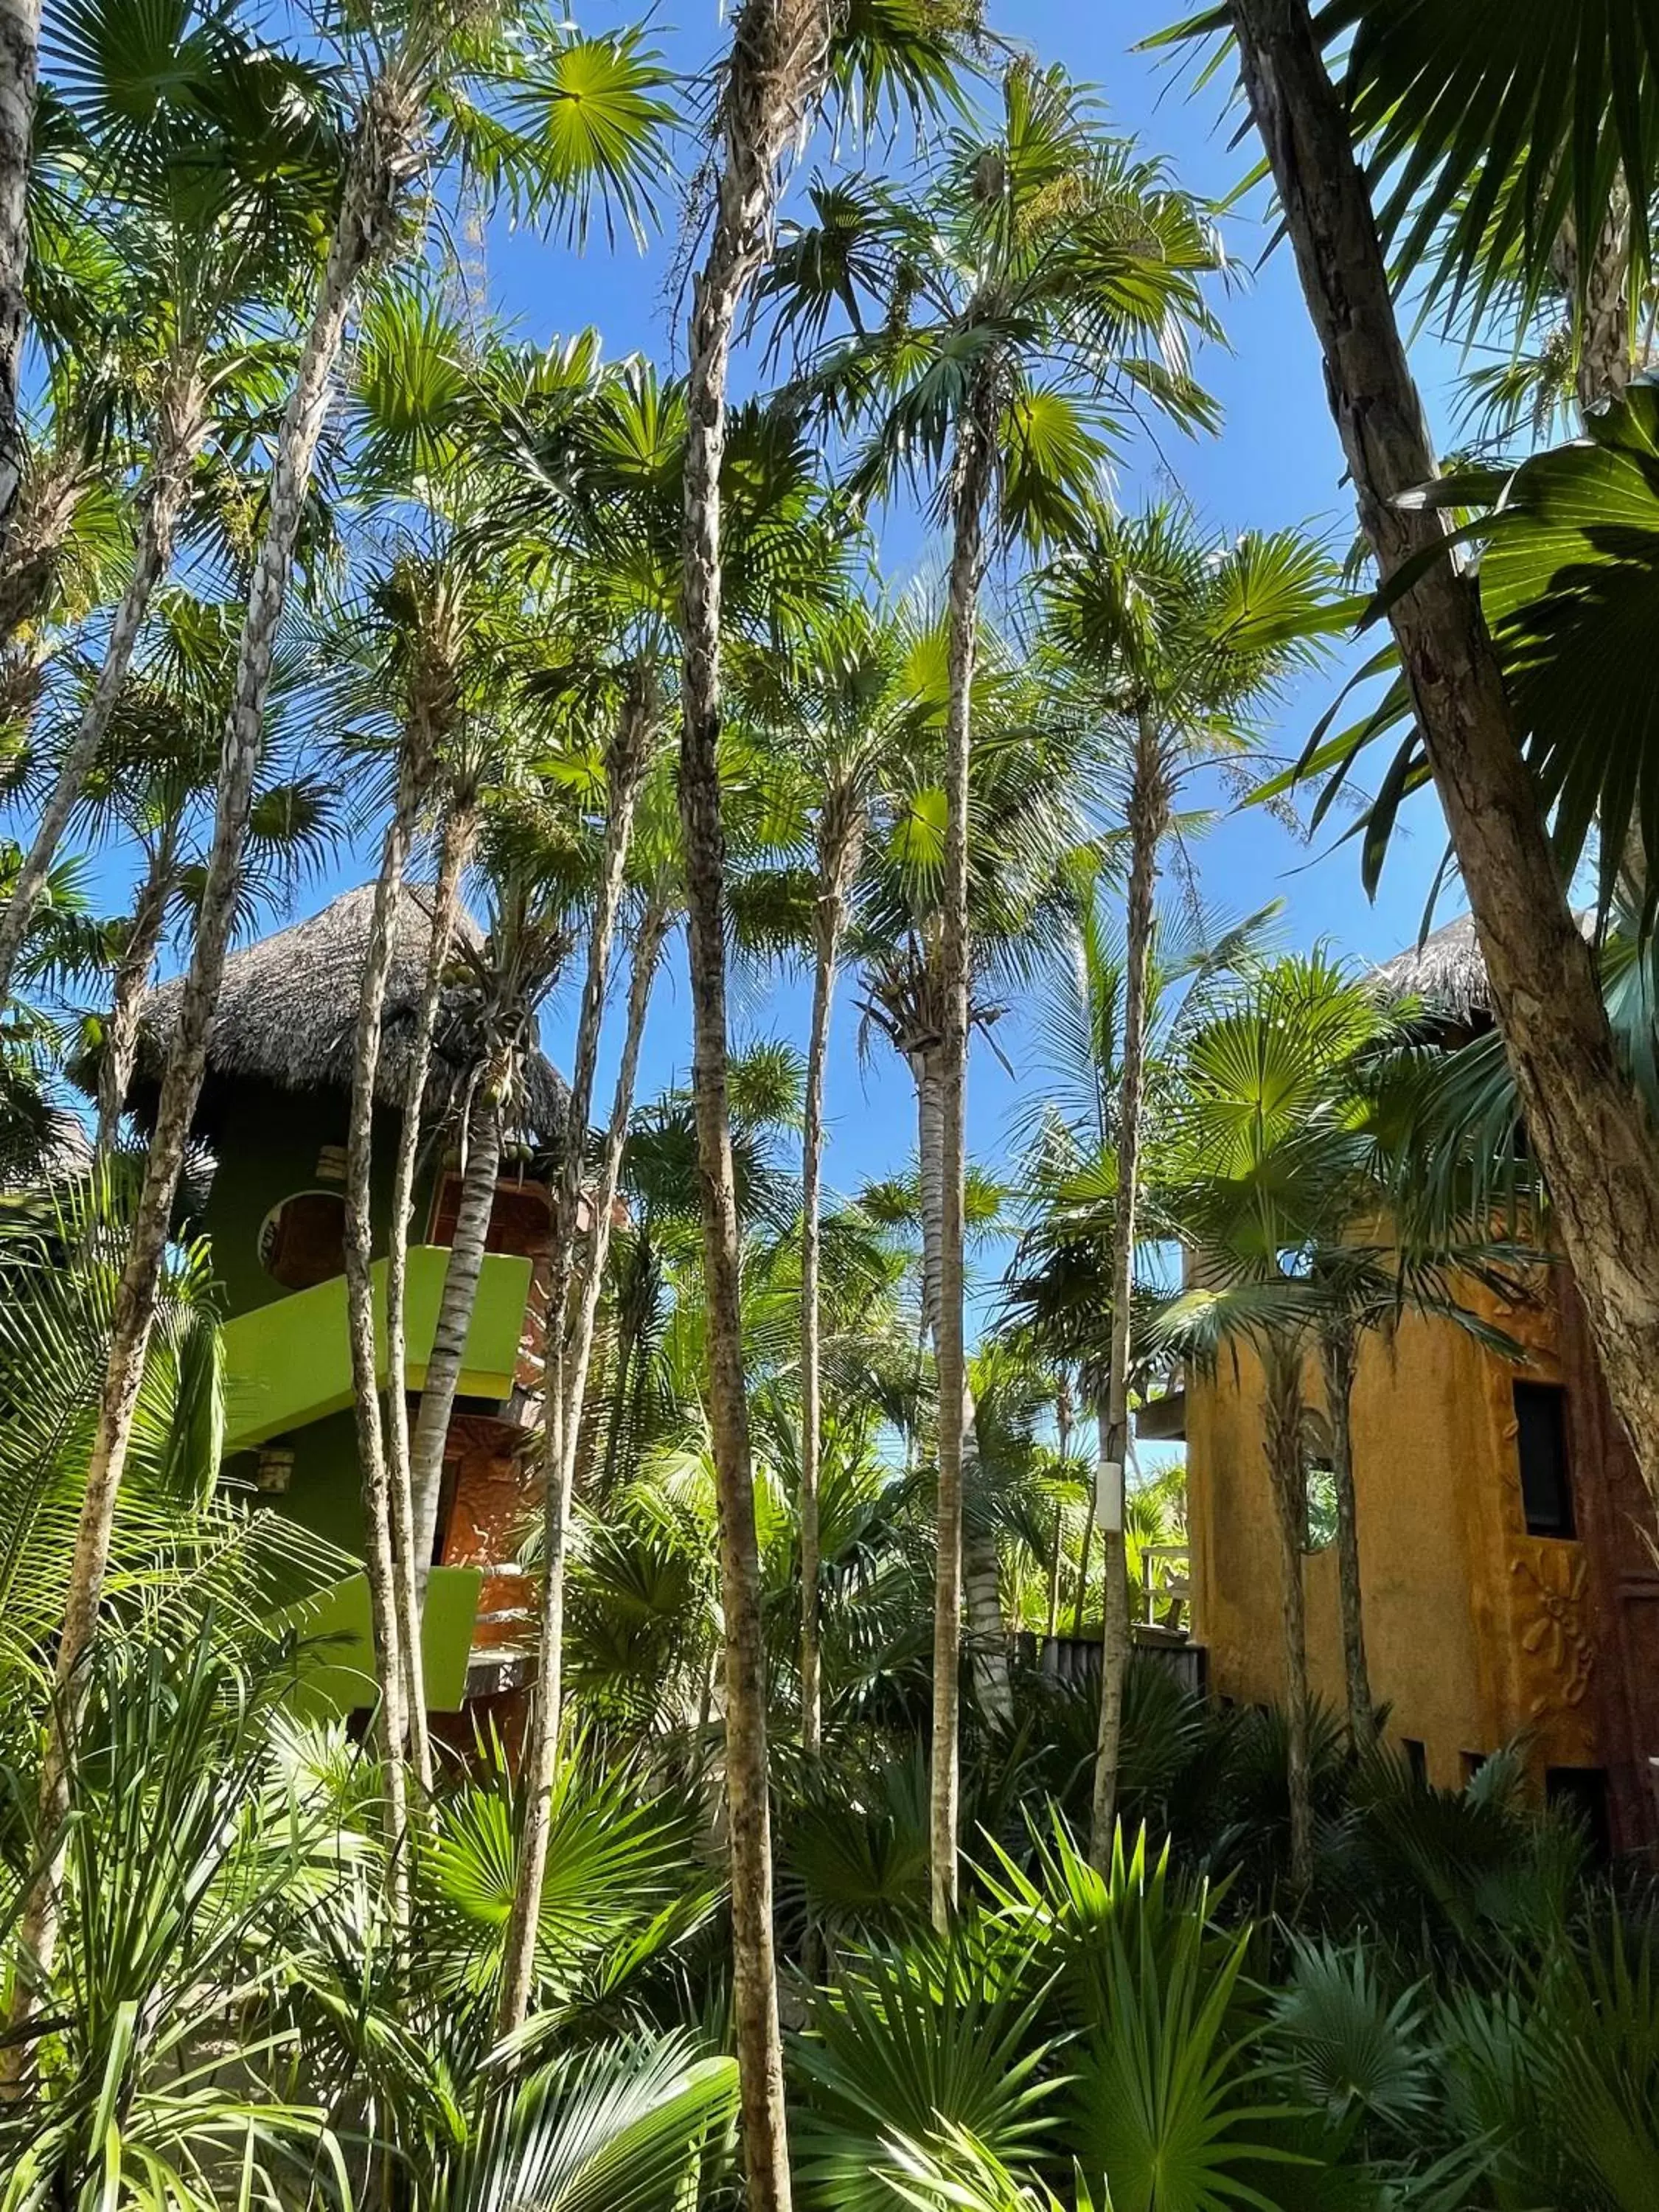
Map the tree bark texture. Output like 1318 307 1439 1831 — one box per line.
0 0 37 582
1090 720 1166 1868
1262 1341 1312 1889
1232 0 1659 1520
800 783 863 1760
407 1080 504 1589
0 71 420 2074
675 4 838 2197
498 678 653 2039
342 769 425 1851
1320 1327 1373 1742
94 838 174 1155
0 439 194 1002
386 805 476 1786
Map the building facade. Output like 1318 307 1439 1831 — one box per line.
1166 915 1659 1856
127 884 562 1729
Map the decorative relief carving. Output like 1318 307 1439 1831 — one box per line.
1511 1549 1593 1713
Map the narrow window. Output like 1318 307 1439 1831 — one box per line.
1302 1456 1338 1553
1514 1380 1576 1537
1460 1750 1487 1787
1402 1738 1427 1786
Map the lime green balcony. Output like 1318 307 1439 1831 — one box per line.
221 1246 532 1452
276 1565 481 1717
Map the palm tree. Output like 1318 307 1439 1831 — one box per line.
768 63 1220 1920
745 596 932 1759
0 0 38 565
1148 952 1534 1868
672 0 979 2174
4 3 674 2070
849 619 1101 1904
1321 0 1659 415
61 592 340 1155
1154 954 1393 1886
1222 0 1659 1528
1037 506 1345 1861
0 0 340 995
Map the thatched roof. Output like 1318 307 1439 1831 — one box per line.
1372 906 1595 1019
130 883 567 1144
1371 913 1492 1018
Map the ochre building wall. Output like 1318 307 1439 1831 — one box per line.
1184 1265 1651 1839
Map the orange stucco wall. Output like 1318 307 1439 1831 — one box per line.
1186 1270 1599 1794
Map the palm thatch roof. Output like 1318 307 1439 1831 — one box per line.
1371 913 1492 1018
1372 906 1595 1019
129 883 567 1144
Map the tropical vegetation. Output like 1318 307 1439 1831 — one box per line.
1 0 1658 2205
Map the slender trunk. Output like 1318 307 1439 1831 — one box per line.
94 839 174 1155
1232 0 1659 1517
911 1024 1011 1854
674 6 837 2194
931 393 1000 1927
0 72 417 2075
0 0 37 582
800 789 863 1760
343 768 427 1853
407 1082 504 1587
386 804 476 1789
1093 1394 1130 1868
1043 1505 1064 1643
1091 723 1165 1868
1045 1383 1073 1641
1072 1486 1097 1639
1320 1327 1373 1742
498 679 653 2038
1551 192 1632 418
1262 1340 1312 1889
0 448 193 1001
557 894 668 1506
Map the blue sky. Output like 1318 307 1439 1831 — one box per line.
86 0 1477 1296
490 0 1468 1228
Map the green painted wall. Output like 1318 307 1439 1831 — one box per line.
276 1567 481 1716
193 1074 438 1319
220 1248 532 1450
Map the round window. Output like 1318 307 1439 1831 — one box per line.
258 1190 347 1290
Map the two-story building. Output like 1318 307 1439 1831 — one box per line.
1156 914 1659 1855
125 881 563 1733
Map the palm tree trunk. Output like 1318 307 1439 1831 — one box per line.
801 787 863 1760
557 894 667 1523
1320 1326 1373 1742
675 6 844 2194
911 1034 1012 1819
1092 1394 1130 1868
1045 1380 1073 1640
0 74 417 2079
342 764 428 1851
931 389 1001 1927
1072 1485 1098 1638
1262 1340 1312 1888
498 678 653 2039
407 1079 504 1587
386 803 476 1790
1090 720 1166 1867
1232 0 1659 1518
0 438 195 1001
94 838 174 1155
0 0 36 581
